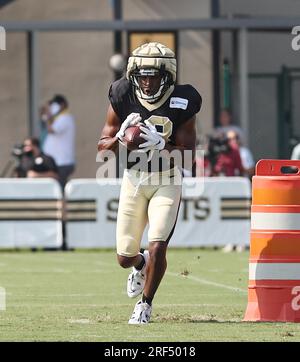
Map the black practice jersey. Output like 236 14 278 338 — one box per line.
109 77 202 145
108 77 202 171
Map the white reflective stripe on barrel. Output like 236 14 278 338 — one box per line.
251 212 300 230
249 262 300 280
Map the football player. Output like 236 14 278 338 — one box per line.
98 42 202 324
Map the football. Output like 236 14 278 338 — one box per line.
121 125 146 151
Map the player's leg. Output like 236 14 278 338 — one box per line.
116 170 150 299
129 169 181 324
116 170 148 268
142 241 168 303
143 181 181 304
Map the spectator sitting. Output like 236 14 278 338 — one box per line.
215 108 244 143
226 130 255 178
14 137 58 179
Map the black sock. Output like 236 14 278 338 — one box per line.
142 294 152 306
135 254 145 271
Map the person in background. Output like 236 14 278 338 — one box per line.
42 94 76 189
210 133 244 176
195 133 244 177
215 109 244 143
226 130 255 178
14 137 58 179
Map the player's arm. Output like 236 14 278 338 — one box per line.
97 104 120 153
164 115 197 171
98 106 142 153
165 116 196 153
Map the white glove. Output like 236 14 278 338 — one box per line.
116 113 142 141
139 121 166 152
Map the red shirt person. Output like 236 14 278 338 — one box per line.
213 144 244 176
202 134 244 177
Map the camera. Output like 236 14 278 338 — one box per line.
11 143 35 177
11 143 25 159
207 135 231 165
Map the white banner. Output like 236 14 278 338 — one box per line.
0 179 63 248
65 177 251 249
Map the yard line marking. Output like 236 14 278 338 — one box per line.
166 272 247 293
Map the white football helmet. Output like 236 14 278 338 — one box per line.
126 42 177 103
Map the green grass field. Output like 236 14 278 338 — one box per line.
0 248 300 342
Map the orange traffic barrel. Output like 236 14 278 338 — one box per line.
244 159 300 322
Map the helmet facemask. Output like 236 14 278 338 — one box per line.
130 65 173 103
126 42 177 104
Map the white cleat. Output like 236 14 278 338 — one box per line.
128 300 152 325
127 250 149 298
